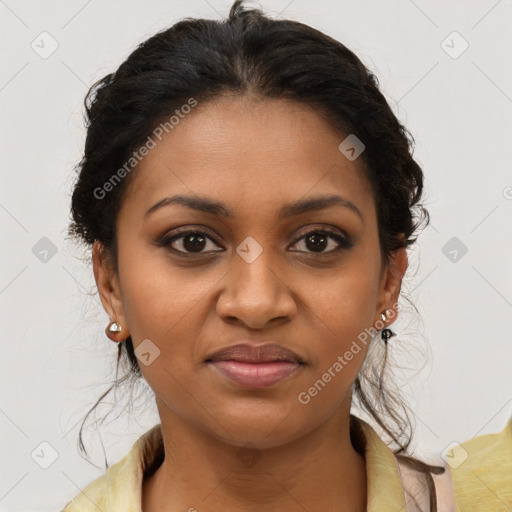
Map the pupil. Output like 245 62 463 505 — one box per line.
306 233 327 252
184 233 206 252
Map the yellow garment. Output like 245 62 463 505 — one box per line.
452 418 512 511
60 417 448 512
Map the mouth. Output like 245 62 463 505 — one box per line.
205 342 305 389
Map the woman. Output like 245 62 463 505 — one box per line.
62 1 465 510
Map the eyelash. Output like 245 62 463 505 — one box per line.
156 226 354 256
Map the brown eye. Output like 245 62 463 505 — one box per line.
158 229 223 254
289 229 353 254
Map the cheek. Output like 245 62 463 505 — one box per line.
299 258 379 384
117 242 210 341
305 261 380 343
296 298 373 419
116 252 209 397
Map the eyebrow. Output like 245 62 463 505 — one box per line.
144 194 364 222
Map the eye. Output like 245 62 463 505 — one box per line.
289 228 353 254
157 228 223 255
157 226 353 256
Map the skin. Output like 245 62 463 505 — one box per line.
93 93 407 512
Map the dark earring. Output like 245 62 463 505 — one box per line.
381 328 395 344
380 311 395 344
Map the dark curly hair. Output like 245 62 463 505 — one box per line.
67 0 441 508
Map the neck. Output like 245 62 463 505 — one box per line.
142 400 367 512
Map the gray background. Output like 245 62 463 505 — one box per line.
1 0 511 510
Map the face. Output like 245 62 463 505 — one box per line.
94 94 406 449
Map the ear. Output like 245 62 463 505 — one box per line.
92 241 129 340
374 245 408 327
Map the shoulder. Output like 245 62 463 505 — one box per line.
352 416 457 511
451 417 512 511
61 424 163 512
61 471 109 512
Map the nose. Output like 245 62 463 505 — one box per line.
216 250 297 330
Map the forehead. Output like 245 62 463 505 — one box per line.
120 94 374 219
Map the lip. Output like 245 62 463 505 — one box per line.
206 342 305 389
209 360 302 388
206 342 303 364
